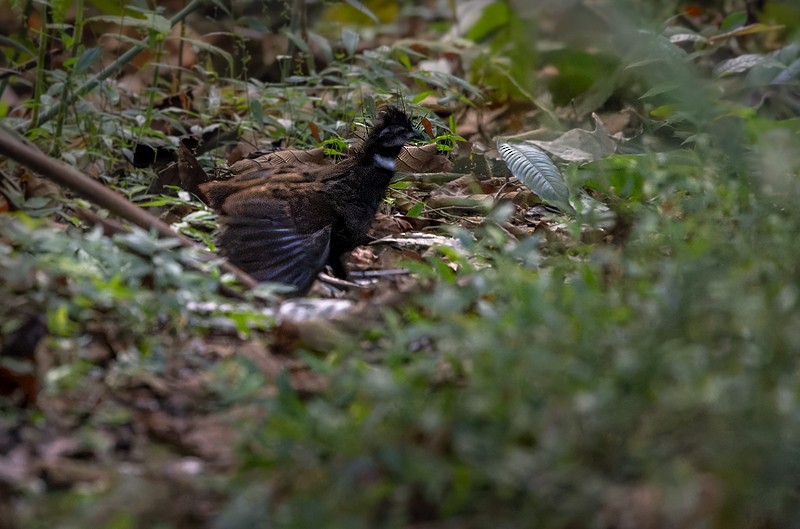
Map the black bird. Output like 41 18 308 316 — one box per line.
200 106 419 294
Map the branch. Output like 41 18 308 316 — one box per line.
0 128 259 289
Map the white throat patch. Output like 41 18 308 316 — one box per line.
374 154 396 171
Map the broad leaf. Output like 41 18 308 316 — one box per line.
71 47 101 74
497 141 574 213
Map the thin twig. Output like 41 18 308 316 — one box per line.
317 272 367 290
348 269 411 278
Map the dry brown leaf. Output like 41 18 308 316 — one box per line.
370 246 425 271
308 121 321 142
371 213 435 235
419 116 434 139
39 457 110 489
19 169 62 202
526 113 616 162
229 339 284 380
425 194 495 213
180 411 245 468
0 366 37 407
290 369 329 398
597 110 636 136
436 174 501 195
397 143 451 173
455 105 509 137
0 314 46 407
347 246 378 269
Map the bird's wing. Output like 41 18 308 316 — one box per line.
216 184 335 293
200 177 264 210
199 165 326 209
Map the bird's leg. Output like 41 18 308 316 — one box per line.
328 254 349 280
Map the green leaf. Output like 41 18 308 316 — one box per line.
51 0 72 23
639 82 685 99
285 30 311 54
238 16 270 33
540 49 619 106
342 27 359 57
407 201 425 218
48 303 75 336
179 36 234 73
249 99 264 128
72 47 102 74
308 31 333 64
24 197 53 209
497 141 574 214
720 11 748 32
411 90 435 104
465 1 509 43
343 0 379 24
0 35 35 56
87 0 135 16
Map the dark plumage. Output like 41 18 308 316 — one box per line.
200 106 419 294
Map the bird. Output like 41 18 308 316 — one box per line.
199 105 420 294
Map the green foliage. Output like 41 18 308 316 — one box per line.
4 0 800 527
0 214 274 357
213 5 800 525
541 49 620 107
462 0 536 101
226 143 800 527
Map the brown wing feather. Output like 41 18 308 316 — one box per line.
208 177 339 293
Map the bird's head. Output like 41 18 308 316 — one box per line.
362 105 422 162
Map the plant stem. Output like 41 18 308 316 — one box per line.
282 0 307 82
138 34 165 143
29 4 50 131
53 0 85 154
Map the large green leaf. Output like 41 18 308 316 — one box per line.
497 141 574 213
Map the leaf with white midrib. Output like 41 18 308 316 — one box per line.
498 141 574 214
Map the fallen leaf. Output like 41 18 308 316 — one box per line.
528 113 616 162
